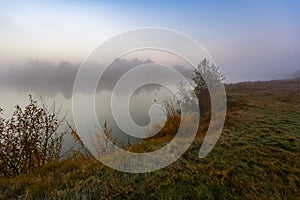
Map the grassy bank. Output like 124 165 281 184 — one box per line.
1 79 300 199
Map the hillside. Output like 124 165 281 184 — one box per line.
1 79 300 199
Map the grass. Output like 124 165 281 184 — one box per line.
0 79 300 199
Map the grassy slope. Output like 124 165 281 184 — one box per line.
1 79 300 200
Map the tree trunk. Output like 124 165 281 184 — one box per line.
197 88 211 116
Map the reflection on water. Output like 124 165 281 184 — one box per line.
0 85 176 154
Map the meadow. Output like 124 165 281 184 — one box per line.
0 79 299 199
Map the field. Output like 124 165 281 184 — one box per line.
0 79 299 199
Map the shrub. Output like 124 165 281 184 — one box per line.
0 95 66 177
192 58 225 114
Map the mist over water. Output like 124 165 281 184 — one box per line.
0 59 298 151
0 49 298 152
0 53 194 152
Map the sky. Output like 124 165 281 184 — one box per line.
0 0 300 82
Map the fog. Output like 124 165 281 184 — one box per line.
0 57 194 152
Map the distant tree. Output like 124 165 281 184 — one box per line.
0 95 66 177
192 58 225 115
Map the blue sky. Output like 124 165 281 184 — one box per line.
0 0 299 81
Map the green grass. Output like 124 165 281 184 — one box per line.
1 79 300 199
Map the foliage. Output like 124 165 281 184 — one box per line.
192 58 225 95
176 81 198 112
1 79 299 199
192 58 225 115
1 80 300 199
90 121 115 158
0 95 65 177
145 98 181 139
